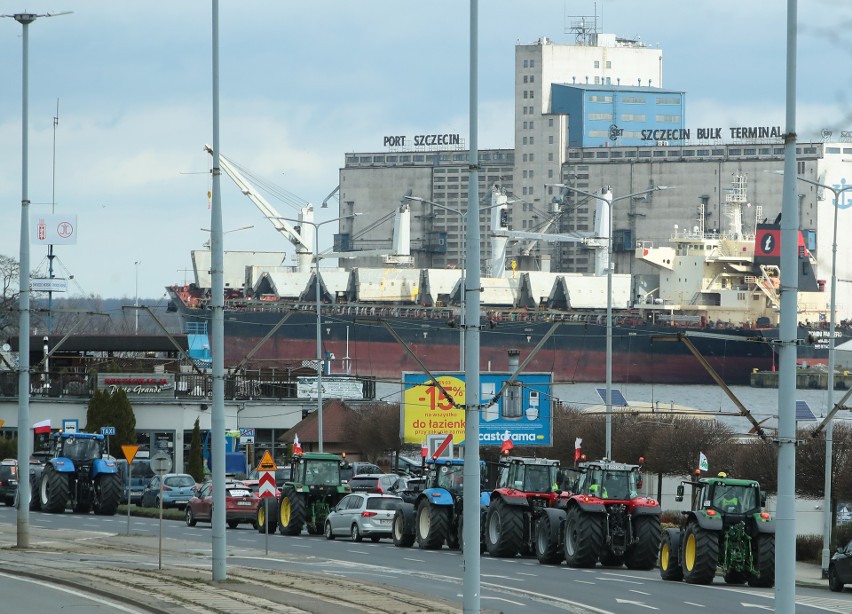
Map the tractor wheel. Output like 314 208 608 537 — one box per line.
534 512 563 565
659 528 683 581
485 498 524 558
458 506 487 554
564 507 604 568
416 499 449 550
682 521 719 584
393 508 415 548
29 474 42 511
278 487 305 536
186 506 197 527
747 533 775 588
325 521 335 540
724 569 748 584
446 517 460 550
227 519 240 529
93 473 122 515
624 514 661 570
256 501 278 534
40 465 69 514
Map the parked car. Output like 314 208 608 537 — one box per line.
116 459 156 505
140 473 197 509
247 465 292 484
185 481 259 529
339 462 383 483
386 475 425 504
829 540 852 592
324 493 402 542
0 459 18 506
348 473 399 494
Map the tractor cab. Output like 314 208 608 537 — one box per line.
496 456 560 494
290 453 345 490
54 433 107 463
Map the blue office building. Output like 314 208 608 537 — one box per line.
550 84 686 148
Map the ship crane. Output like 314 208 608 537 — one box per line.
489 187 606 278
204 144 314 273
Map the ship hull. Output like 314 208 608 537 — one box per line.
177 303 781 385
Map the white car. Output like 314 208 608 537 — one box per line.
324 493 402 542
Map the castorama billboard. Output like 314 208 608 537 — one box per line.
401 371 553 447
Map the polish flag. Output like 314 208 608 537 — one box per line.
500 430 514 454
574 438 583 464
33 419 51 435
293 434 303 456
420 441 428 458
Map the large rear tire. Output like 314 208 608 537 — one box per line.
40 465 69 514
393 507 415 547
534 511 564 565
747 533 775 588
93 473 122 515
659 528 683 581
682 521 719 585
278 487 305 535
29 473 42 511
564 507 604 568
623 514 661 570
416 499 449 550
485 498 524 558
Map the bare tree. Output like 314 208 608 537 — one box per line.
0 254 20 340
344 402 401 463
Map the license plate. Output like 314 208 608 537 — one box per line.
236 501 253 506
377 518 391 524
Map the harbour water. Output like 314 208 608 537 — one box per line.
379 381 850 436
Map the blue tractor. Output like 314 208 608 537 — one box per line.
38 432 122 515
392 458 490 551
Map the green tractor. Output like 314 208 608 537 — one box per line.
660 473 775 587
262 452 351 536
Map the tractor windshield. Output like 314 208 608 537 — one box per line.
580 467 639 499
61 437 102 462
436 464 464 492
303 460 340 486
523 465 559 493
711 483 758 514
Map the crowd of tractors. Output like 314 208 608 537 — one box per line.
244 450 775 587
19 433 775 587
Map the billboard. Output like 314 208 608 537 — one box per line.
401 371 552 447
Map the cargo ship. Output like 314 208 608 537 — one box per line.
167 173 842 385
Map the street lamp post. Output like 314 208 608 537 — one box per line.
134 260 141 334
277 214 359 452
404 195 465 369
547 183 671 458
793 176 852 577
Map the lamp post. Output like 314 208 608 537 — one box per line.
2 8 71 549
547 183 671 458
277 213 359 452
794 176 852 577
134 260 141 334
404 195 466 369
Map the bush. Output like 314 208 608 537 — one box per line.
796 534 823 562
660 509 682 525
833 523 852 551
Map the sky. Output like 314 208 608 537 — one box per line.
0 0 850 302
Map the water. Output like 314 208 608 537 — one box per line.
378 381 850 435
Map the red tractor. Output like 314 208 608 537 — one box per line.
485 456 568 557
534 458 661 569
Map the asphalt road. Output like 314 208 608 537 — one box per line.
3 505 852 613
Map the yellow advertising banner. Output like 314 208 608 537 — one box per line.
403 375 466 444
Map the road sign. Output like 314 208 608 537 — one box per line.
62 419 77 434
150 451 172 475
100 426 116 436
121 445 139 463
256 450 277 472
240 428 255 445
258 470 276 498
432 434 453 459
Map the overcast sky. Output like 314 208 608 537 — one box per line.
0 0 849 301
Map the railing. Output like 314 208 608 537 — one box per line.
0 370 376 401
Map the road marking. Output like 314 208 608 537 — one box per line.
630 590 652 595
615 598 658 610
684 602 705 608
403 557 425 563
597 577 644 585
575 580 596 585
346 550 370 555
517 572 537 577
482 596 525 606
741 603 773 611
0 571 144 613
482 574 522 582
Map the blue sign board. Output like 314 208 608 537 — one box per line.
402 371 552 447
100 426 116 436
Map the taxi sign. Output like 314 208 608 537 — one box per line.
256 450 277 472
121 445 139 463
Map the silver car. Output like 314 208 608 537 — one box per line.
324 494 402 542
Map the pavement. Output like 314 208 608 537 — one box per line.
0 519 832 613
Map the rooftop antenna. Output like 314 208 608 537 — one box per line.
48 99 59 334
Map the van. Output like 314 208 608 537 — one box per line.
115 459 156 504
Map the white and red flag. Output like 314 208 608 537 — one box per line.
574 438 583 463
33 420 51 435
500 430 514 454
293 433 303 456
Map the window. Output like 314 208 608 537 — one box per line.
522 187 528 195
529 185 534 194
548 118 554 127
529 153 534 161
656 97 680 105
606 61 611 68
529 121 534 129
523 121 527 129
712 149 725 156
589 113 613 120
621 114 646 122
548 169 554 178
523 137 528 145
523 106 527 115
588 95 613 103
826 147 841 154
529 75 534 83
529 170 534 179
594 60 600 68
594 76 600 84
523 59 529 68
548 136 554 144
548 153 553 161
697 149 709 156
522 153 528 162
524 91 528 99
744 148 756 155
610 151 622 159
530 137 534 144
530 60 535 68
605 77 611 85
596 151 609 159
530 90 535 99
523 75 528 83
522 170 528 179
656 115 681 122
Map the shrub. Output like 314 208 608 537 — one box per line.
833 523 852 551
660 509 682 525
796 534 823 562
